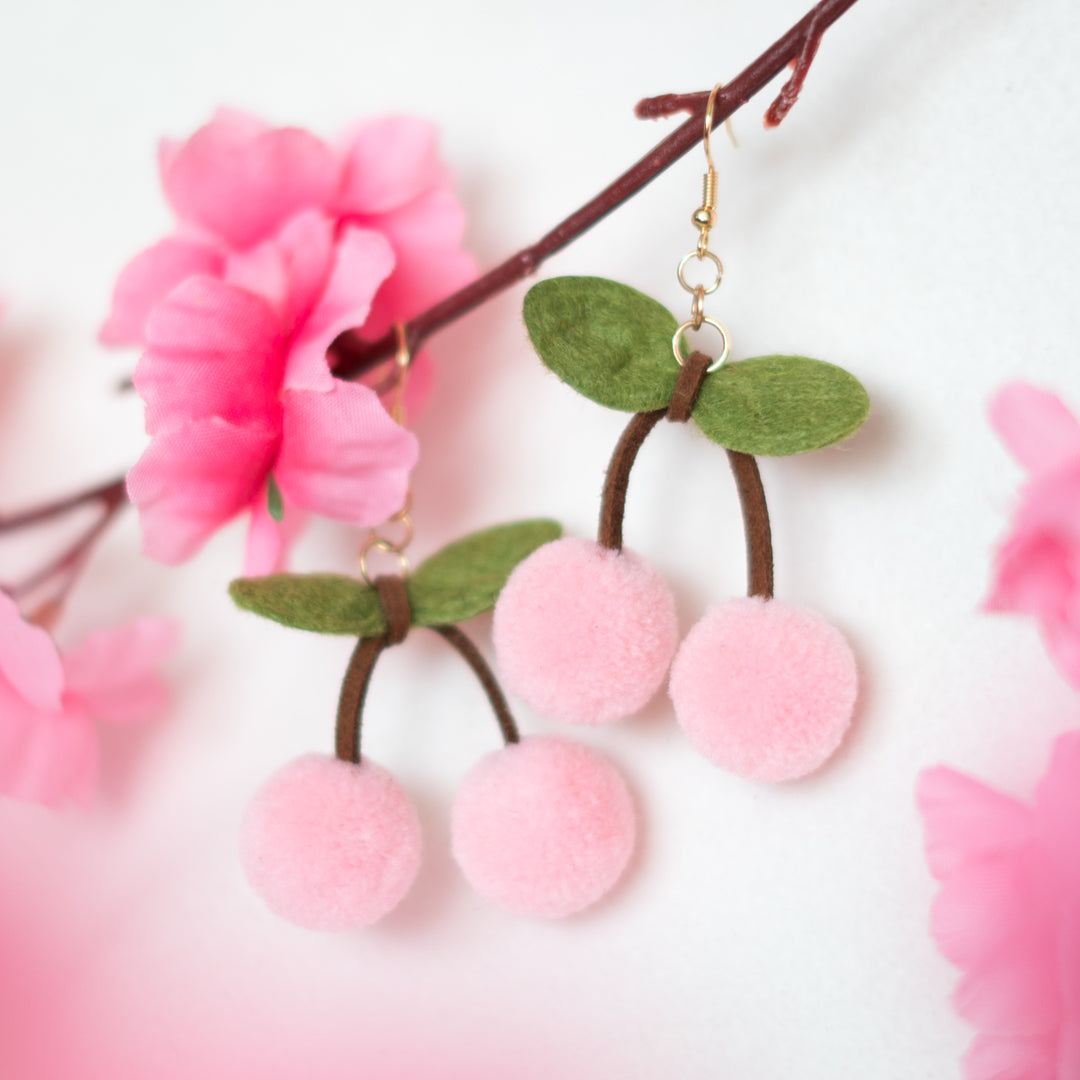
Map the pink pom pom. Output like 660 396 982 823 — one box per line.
493 538 678 724
451 736 636 918
669 598 858 782
240 754 421 930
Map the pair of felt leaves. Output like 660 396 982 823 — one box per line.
230 520 560 636
525 276 870 456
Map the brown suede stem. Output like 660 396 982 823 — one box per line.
335 636 386 764
334 575 414 764
598 409 665 552
597 351 775 599
432 625 521 745
727 450 774 599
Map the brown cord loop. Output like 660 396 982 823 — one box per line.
666 350 712 423
374 574 412 645
596 352 774 598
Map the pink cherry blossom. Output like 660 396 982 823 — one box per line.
986 382 1080 691
102 110 475 571
917 732 1080 1080
0 592 177 807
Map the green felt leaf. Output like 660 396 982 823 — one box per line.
266 474 284 523
228 574 387 636
408 519 562 627
523 276 680 412
691 355 870 456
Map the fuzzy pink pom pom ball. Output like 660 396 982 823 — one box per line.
240 754 421 930
669 598 858 782
452 736 636 918
493 538 678 724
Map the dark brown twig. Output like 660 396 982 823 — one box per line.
432 624 520 745
764 11 825 127
0 476 126 533
329 0 863 379
3 479 129 619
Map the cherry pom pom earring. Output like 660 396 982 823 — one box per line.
494 85 865 782
232 328 637 927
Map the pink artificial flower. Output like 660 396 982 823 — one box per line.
0 592 178 807
917 734 1080 1080
102 110 476 573
986 382 1080 690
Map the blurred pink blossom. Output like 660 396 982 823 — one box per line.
917 733 1080 1080
103 110 475 572
0 591 177 807
986 382 1080 689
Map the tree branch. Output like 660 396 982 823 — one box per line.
329 0 863 379
0 476 126 533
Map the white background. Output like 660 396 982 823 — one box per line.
1 0 1079 1076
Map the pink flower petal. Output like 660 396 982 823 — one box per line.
163 120 336 249
127 416 279 565
1038 613 1080 694
964 1033 1058 1080
16 710 97 808
986 533 1076 619
989 383 1080 474
243 494 309 576
0 671 35 794
0 672 96 808
100 238 224 346
61 619 179 724
276 382 417 524
917 766 1033 880
272 209 336 332
336 116 452 215
224 210 334 335
134 276 285 435
223 242 289 317
0 592 63 712
284 226 395 392
1032 732 1080 894
933 856 1060 1034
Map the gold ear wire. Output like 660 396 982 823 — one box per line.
695 83 737 257
392 321 410 426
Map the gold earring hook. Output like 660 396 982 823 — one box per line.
392 322 410 426
695 83 738 256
